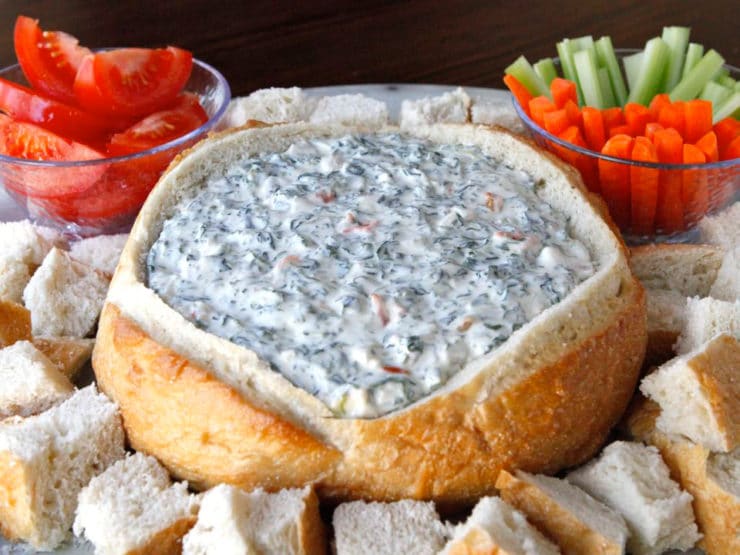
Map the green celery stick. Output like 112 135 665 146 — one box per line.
717 74 736 89
623 51 644 93
714 67 730 81
505 55 551 98
661 26 691 92
571 35 595 53
699 81 732 107
598 67 617 107
557 39 583 103
670 49 725 101
534 58 558 86
595 36 628 106
712 91 740 123
736 81 740 92
682 43 704 79
628 37 670 105
574 48 605 108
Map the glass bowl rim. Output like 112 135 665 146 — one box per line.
512 51 740 171
0 56 231 168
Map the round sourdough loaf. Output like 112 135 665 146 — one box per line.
93 122 647 507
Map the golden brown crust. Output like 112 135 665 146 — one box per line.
95 276 645 505
495 470 622 555
0 299 31 348
625 397 740 555
0 450 33 543
644 329 679 371
445 527 511 555
299 487 328 555
127 515 196 555
32 337 94 380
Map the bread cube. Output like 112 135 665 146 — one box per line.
69 233 129 276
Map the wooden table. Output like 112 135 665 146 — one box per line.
0 1 737 98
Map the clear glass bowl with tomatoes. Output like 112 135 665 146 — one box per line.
0 16 230 236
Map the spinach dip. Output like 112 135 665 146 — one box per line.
147 133 596 418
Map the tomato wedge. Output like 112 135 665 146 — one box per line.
14 15 91 105
0 77 121 145
74 47 193 119
0 117 107 199
107 93 208 156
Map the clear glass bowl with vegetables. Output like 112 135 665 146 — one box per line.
504 27 739 243
0 16 231 236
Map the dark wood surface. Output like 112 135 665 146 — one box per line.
0 1 737 98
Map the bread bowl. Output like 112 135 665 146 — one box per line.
93 121 646 506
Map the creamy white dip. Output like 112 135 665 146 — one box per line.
147 133 595 417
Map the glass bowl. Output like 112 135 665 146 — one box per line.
511 59 739 244
0 58 231 237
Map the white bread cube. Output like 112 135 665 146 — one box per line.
182 483 325 555
675 297 740 354
0 260 32 303
0 298 31 348
32 336 95 379
698 201 740 251
440 496 559 555
308 94 389 127
0 385 125 550
496 469 629 555
23 247 110 337
222 87 312 128
644 289 686 337
709 247 740 302
74 452 200 555
567 441 700 555
641 334 740 452
0 340 73 419
471 97 527 134
626 398 739 555
69 233 129 276
333 499 450 555
0 220 64 268
400 87 471 128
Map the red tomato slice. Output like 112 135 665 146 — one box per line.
106 93 208 156
0 118 107 198
0 77 121 145
14 15 91 105
73 47 193 119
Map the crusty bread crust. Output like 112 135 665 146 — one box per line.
93 123 646 505
626 397 740 555
0 299 31 348
0 450 34 543
126 516 196 555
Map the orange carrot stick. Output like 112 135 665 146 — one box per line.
608 124 632 138
694 131 719 162
713 117 740 159
630 136 660 236
645 122 664 142
559 125 599 193
543 109 570 136
563 99 582 127
602 107 625 134
681 144 708 226
529 96 557 127
725 135 740 160
648 93 671 120
550 77 578 108
684 99 713 143
653 129 684 234
598 134 633 229
582 107 606 152
657 102 686 136
503 74 534 115
624 103 652 137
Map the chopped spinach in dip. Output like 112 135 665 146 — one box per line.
147 133 596 418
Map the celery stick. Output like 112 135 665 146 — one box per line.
661 26 691 92
699 81 732 107
712 91 740 123
557 39 583 103
717 74 736 89
595 36 628 106
574 49 605 108
682 43 704 79
534 58 558 86
627 37 670 105
598 67 617 108
670 49 725 101
505 55 551 98
714 67 730 81
571 35 595 53
623 51 644 93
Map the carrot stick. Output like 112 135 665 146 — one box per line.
645 122 664 142
543 109 570 136
582 106 606 152
563 99 582 127
608 124 632 138
624 103 652 137
529 96 557 127
681 144 708 226
602 107 625 134
503 74 534 115
630 136 660 236
713 117 740 159
558 125 599 193
550 77 578 108
684 99 713 143
648 93 671 120
694 131 719 162
653 129 684 233
598 134 633 229
725 135 740 160
657 102 686 136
